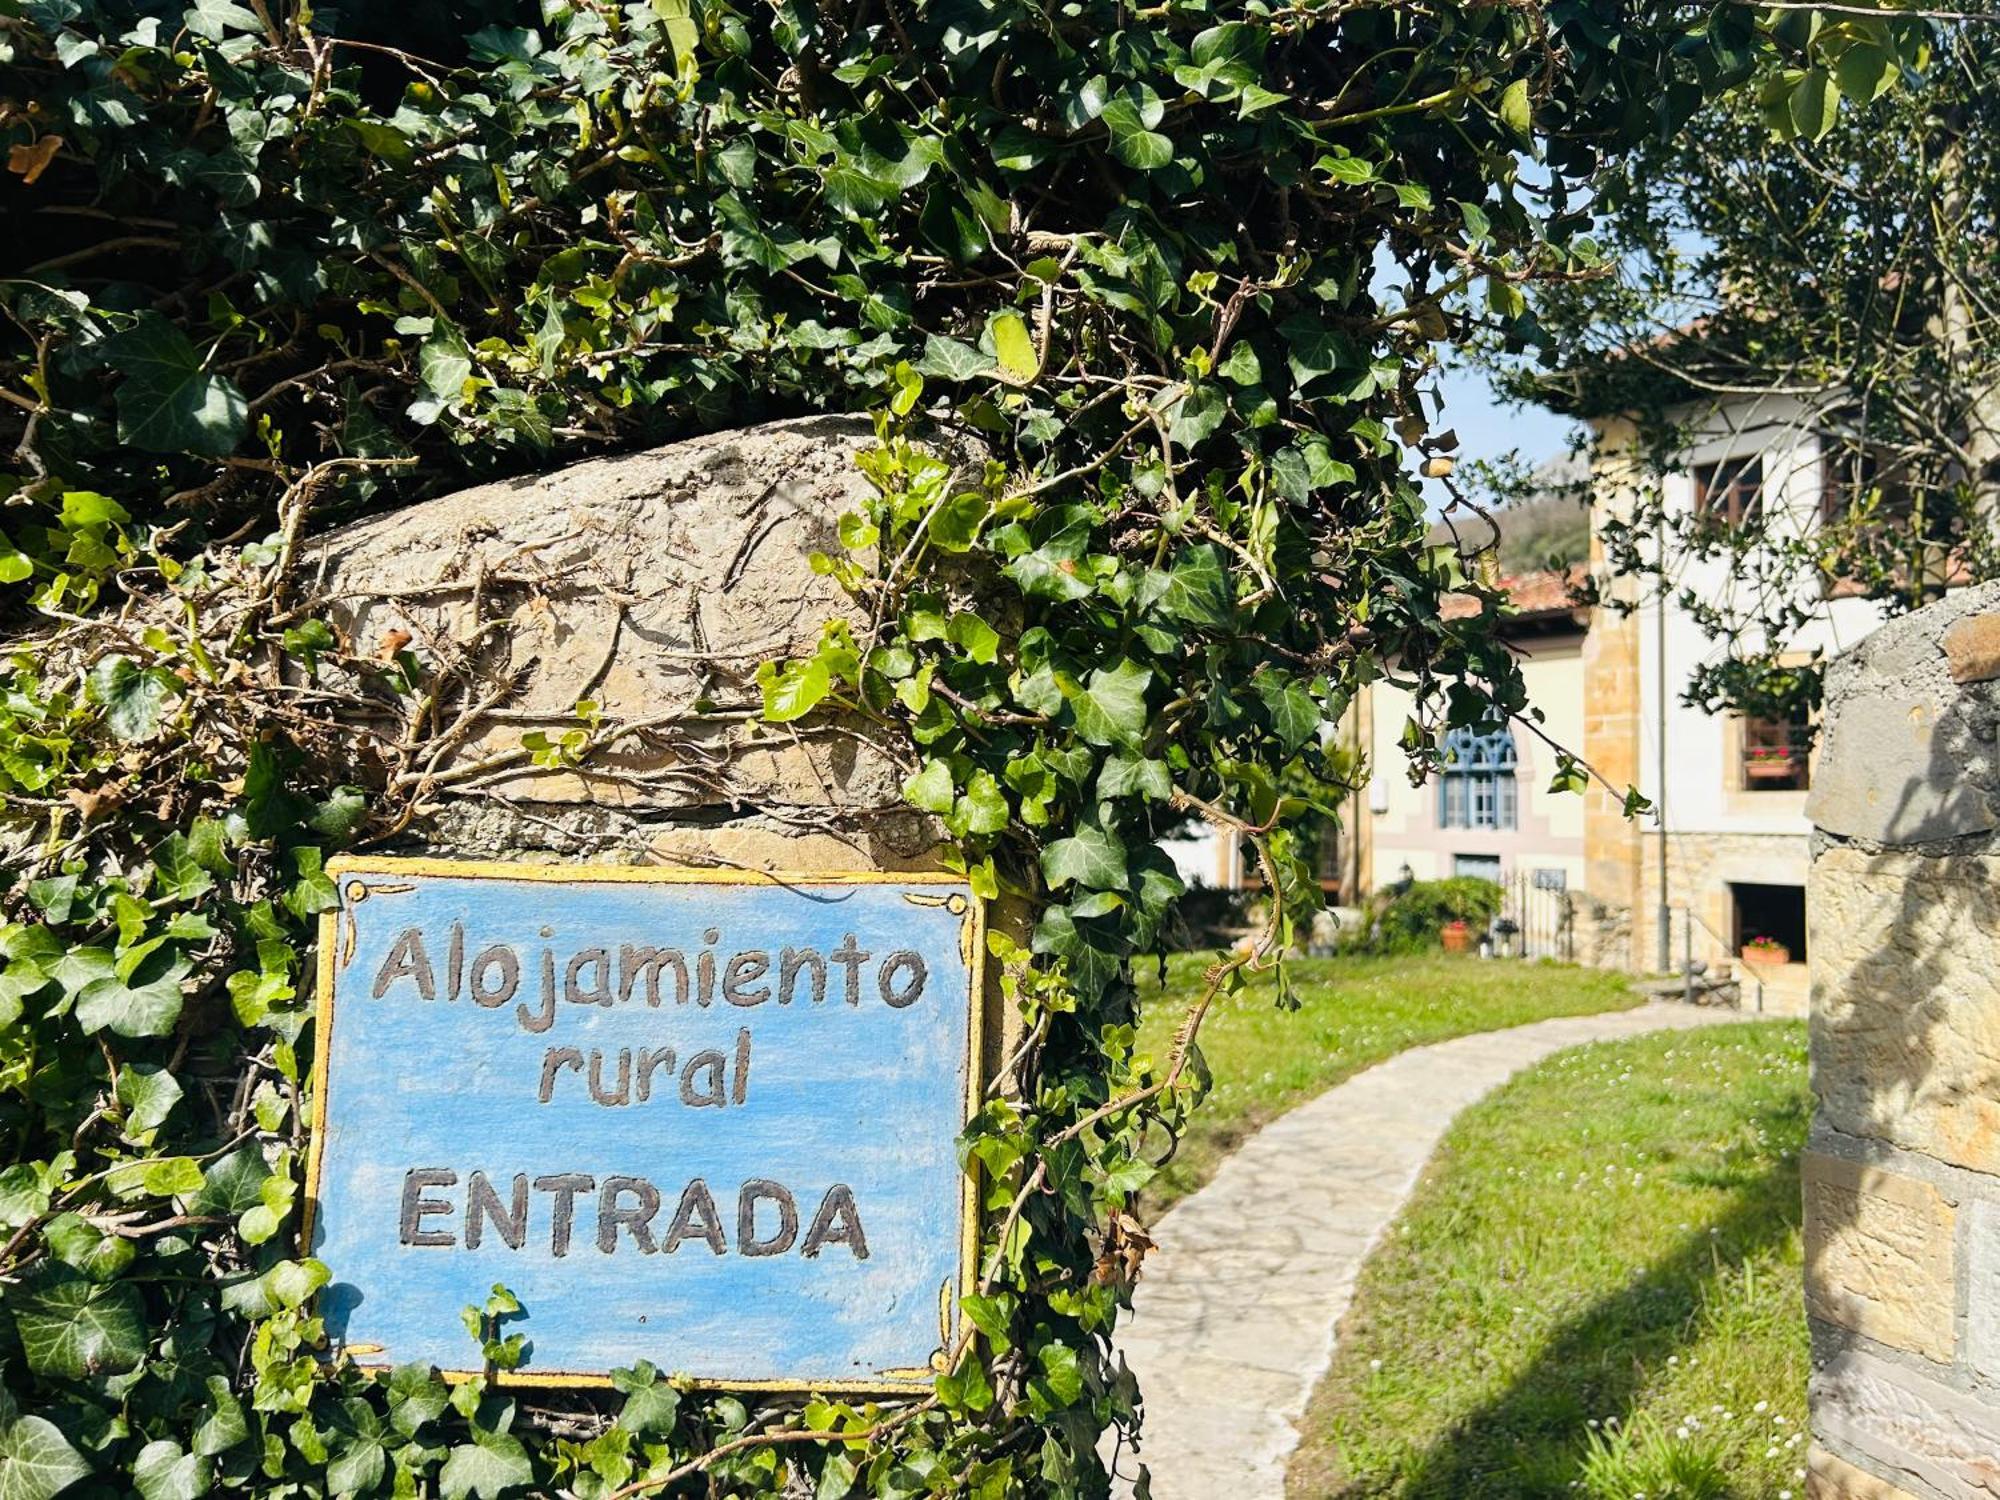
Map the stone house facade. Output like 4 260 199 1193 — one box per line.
1169 394 1892 1009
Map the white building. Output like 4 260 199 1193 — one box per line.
1183 391 1895 1013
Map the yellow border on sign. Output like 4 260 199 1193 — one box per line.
303 853 988 1395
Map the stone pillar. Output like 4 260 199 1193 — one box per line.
1802 580 2000 1498
1579 416 1647 969
301 415 1017 1077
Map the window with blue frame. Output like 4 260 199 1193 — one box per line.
1438 723 1519 830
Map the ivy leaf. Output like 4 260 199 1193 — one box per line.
905 759 955 814
824 161 893 219
946 611 1000 663
388 1365 451 1438
1004 548 1093 602
44 1214 135 1283
1035 1342 1085 1405
758 658 832 723
220 1258 329 1318
15 1270 147 1379
86 656 174 743
186 818 233 876
326 1400 389 1497
1030 904 1120 1000
116 1064 184 1138
1254 674 1321 754
1067 659 1151 748
190 1376 249 1458
959 769 1009 835
916 335 995 382
153 834 215 903
75 950 191 1038
1101 84 1172 170
194 1147 271 1216
1150 544 1232 627
958 1293 1014 1353
0 1409 90 1500
132 1440 211 1500
0 531 33 587
1098 754 1172 800
439 1430 533 1500
1040 824 1127 891
989 312 1040 385
418 328 474 407
817 1453 858 1499
1278 313 1361 392
1165 384 1226 449
929 492 990 553
283 847 340 920
142 1157 206 1197
268 1259 330 1309
47 947 114 999
0 1167 49 1231
184 0 266 41
102 313 247 456
610 1364 681 1436
59 491 127 530
26 878 76 924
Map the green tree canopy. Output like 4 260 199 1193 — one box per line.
1499 11 1984 717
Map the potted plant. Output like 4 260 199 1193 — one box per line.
1745 746 1803 783
1742 933 1791 966
1440 918 1474 954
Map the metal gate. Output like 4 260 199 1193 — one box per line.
1494 870 1575 961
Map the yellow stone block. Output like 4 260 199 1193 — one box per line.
1802 1153 1957 1363
1808 1446 1923 1500
1810 847 2000 1176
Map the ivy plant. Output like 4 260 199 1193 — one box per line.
0 1 1886 1496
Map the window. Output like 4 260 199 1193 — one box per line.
1818 435 1940 595
1693 457 1764 526
1731 882 1806 964
1741 710 1810 792
1437 723 1518 830
1454 854 1502 882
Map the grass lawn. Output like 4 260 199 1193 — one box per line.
1133 954 1639 1214
1287 1020 1810 1500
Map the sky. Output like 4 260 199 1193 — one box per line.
1422 361 1582 509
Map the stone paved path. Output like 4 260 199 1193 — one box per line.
1107 1002 1748 1499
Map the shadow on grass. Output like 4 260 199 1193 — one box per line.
1330 1098 1804 1500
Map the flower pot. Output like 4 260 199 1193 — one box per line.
1742 942 1790 966
1746 759 1802 783
1440 921 1474 954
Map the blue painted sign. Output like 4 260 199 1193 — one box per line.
306 858 982 1390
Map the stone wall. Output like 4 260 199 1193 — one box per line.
307 415 915 868
1803 580 2000 1499
301 415 1022 1077
1635 828 1813 1016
